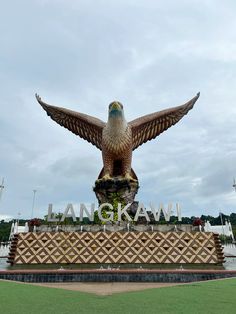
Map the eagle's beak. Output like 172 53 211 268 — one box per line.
111 102 121 110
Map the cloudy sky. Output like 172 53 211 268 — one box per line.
1 0 236 220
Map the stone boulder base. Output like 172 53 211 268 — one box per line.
93 179 139 215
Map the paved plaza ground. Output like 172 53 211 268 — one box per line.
31 282 182 295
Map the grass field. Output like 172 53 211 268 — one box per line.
0 279 236 314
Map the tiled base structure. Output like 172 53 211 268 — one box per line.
8 231 224 265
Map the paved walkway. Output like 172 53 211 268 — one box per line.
31 282 182 295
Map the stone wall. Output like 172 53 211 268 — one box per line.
1 269 235 283
37 224 198 233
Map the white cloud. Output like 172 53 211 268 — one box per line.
1 0 236 219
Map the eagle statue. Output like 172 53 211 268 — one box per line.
36 93 200 182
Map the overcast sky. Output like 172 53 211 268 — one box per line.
1 0 236 220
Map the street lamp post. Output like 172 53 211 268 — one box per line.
17 212 21 223
231 179 236 243
0 178 4 202
31 190 37 219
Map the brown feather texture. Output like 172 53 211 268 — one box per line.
36 93 200 180
102 120 132 155
35 94 106 150
129 92 200 150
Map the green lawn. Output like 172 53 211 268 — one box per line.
0 279 236 314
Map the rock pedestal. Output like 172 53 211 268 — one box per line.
93 178 139 215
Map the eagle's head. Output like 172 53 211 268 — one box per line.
108 101 124 118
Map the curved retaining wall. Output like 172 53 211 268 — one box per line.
0 269 236 283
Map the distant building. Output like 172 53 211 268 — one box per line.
9 221 29 240
204 220 235 240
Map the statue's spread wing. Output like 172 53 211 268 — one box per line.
129 93 200 150
36 94 106 150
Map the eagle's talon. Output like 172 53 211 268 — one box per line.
124 173 138 182
98 174 113 181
